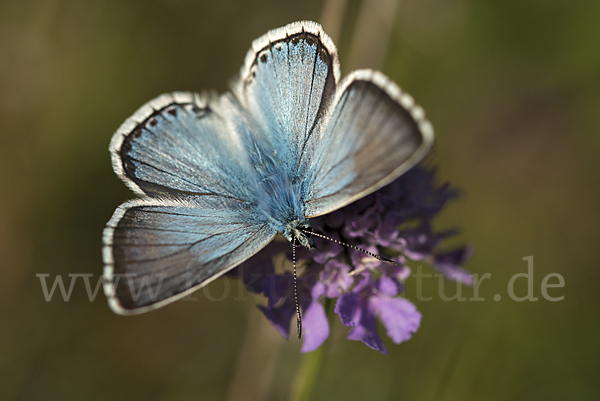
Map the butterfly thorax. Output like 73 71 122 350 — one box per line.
252 156 313 248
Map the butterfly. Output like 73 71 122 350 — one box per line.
102 21 434 322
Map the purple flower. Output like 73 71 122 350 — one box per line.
235 165 472 354
319 259 353 298
335 271 420 354
300 282 330 352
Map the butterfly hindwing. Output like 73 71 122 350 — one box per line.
103 198 276 314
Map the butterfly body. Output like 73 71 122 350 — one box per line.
103 21 433 315
251 149 308 237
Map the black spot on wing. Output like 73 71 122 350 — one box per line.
317 46 330 63
246 32 334 86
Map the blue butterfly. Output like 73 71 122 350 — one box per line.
102 21 434 319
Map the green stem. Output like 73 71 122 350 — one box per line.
288 346 324 401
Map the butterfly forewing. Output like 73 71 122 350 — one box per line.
234 21 340 179
111 92 255 200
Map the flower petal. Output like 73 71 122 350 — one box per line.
375 276 398 297
347 307 388 354
433 245 475 285
320 259 353 298
335 291 360 327
374 296 421 344
312 233 344 264
300 300 330 352
258 300 294 339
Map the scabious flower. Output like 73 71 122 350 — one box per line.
234 165 472 354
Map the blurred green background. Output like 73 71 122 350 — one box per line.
1 0 599 400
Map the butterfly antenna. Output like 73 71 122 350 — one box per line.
293 237 302 340
302 230 398 265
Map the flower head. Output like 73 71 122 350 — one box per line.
236 165 472 353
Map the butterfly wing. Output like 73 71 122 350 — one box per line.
233 21 340 178
233 21 433 219
302 70 435 217
110 91 256 200
105 92 276 314
103 198 275 314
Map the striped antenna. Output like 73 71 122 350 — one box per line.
301 229 398 265
292 237 302 339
